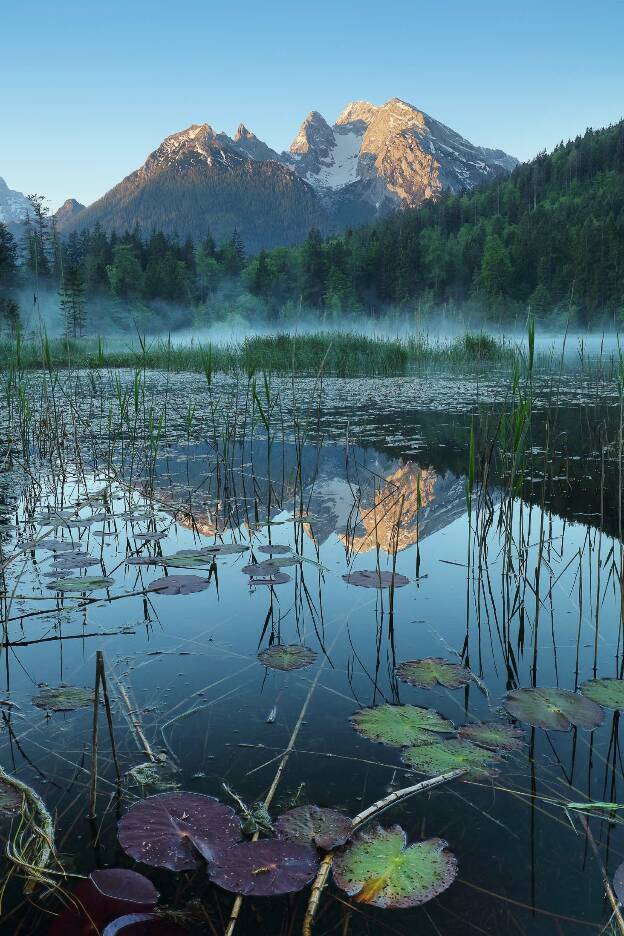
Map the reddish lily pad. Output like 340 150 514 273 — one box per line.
118 792 241 870
146 575 211 596
342 570 409 589
503 687 604 731
48 868 159 936
458 722 524 752
208 839 319 896
332 825 457 908
396 658 471 690
275 805 352 851
257 645 317 671
351 704 454 747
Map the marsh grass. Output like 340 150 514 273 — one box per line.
0 330 518 377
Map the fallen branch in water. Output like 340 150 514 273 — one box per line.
302 768 466 936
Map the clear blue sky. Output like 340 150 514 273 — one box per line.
2 0 623 209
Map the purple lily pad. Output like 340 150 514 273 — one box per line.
102 917 187 936
503 687 604 731
257 545 291 555
118 792 241 870
146 575 211 596
614 861 624 904
342 570 409 589
208 839 319 896
275 805 352 851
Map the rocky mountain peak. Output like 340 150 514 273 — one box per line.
54 198 85 223
289 111 334 156
335 101 379 128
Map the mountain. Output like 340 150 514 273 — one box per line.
60 99 517 252
54 198 85 225
0 177 31 232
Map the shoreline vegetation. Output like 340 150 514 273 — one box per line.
1 331 524 377
0 328 622 378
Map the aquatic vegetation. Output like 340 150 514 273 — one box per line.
274 805 352 850
342 570 409 588
118 792 242 870
503 687 605 731
579 678 624 711
351 704 454 747
332 825 457 908
146 574 211 595
395 658 471 690
46 575 115 592
257 645 317 671
458 722 524 751
32 686 95 711
208 839 319 896
402 738 502 779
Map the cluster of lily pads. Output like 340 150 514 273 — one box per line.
50 791 458 934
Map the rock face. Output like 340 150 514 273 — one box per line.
0 177 31 226
54 198 85 224
60 98 517 251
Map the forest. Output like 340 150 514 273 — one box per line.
1 119 623 336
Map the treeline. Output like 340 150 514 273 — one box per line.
1 119 623 335
247 120 624 325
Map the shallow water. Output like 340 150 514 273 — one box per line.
1 368 623 934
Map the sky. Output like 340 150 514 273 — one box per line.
2 0 623 210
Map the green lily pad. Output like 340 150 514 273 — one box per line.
503 687 604 731
402 738 501 779
579 678 624 711
159 556 213 569
351 704 454 748
396 658 471 690
332 824 457 908
257 645 317 671
47 576 115 592
32 686 95 712
458 722 524 752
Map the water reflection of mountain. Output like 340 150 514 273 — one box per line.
150 441 469 553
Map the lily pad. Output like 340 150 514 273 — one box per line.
332 825 457 908
396 658 471 690
201 543 248 555
159 556 213 569
32 686 95 712
135 532 167 542
401 738 501 779
613 861 624 904
503 687 604 731
351 704 454 747
147 575 211 596
258 545 291 555
126 556 163 566
275 805 352 850
458 722 524 752
249 572 291 586
342 570 409 589
50 556 100 570
579 678 624 711
47 576 115 592
208 839 318 896
103 917 187 936
48 868 159 936
118 791 241 870
258 645 317 671
242 561 280 576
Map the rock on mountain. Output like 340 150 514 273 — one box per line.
61 124 326 253
0 177 31 229
286 98 518 211
54 198 85 225
61 98 517 251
